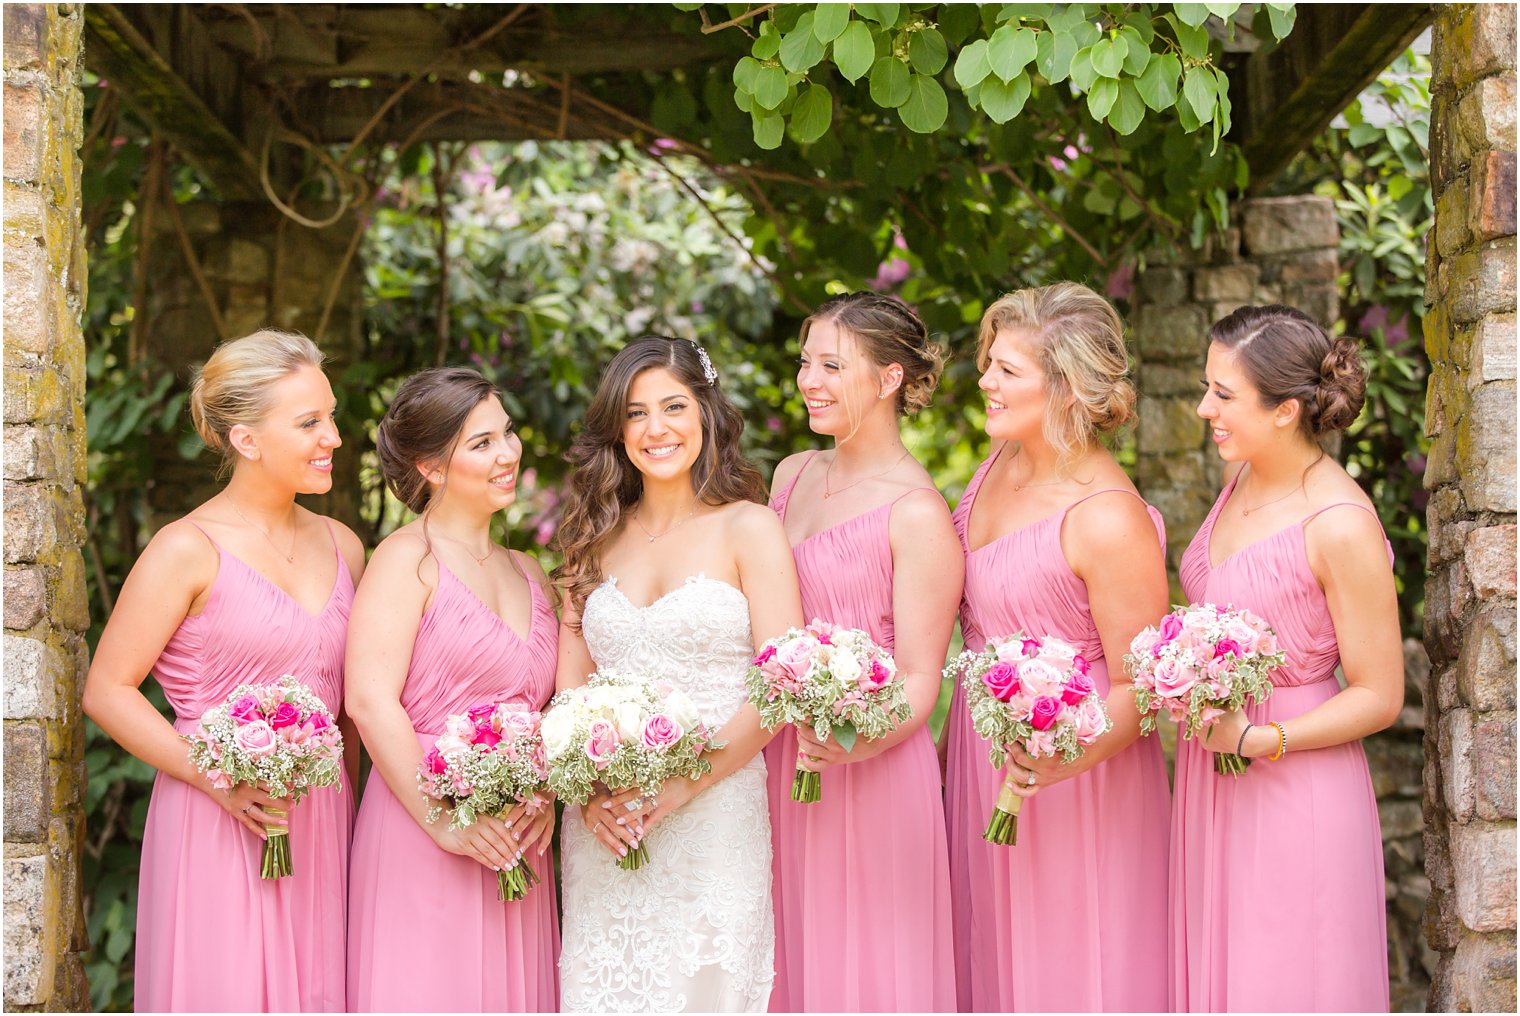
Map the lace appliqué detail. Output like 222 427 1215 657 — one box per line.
559 576 774 1014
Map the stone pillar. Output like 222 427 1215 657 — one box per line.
2 4 91 1011
1131 194 1341 578
1421 4 1517 1012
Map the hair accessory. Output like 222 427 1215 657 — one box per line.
689 340 718 386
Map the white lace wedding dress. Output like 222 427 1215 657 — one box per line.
559 574 775 1013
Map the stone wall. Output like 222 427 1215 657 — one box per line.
2 4 91 1011
1131 194 1435 1009
1421 4 1518 1012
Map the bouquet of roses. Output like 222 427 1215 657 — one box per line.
1125 603 1286 776
543 671 720 870
747 619 909 803
944 632 1111 846
417 702 550 901
185 674 344 879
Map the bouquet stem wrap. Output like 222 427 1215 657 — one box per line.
1214 751 1251 776
983 781 1023 846
791 766 822 804
261 807 292 879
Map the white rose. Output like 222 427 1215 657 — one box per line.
541 708 575 758
664 689 703 730
830 649 863 686
612 701 645 741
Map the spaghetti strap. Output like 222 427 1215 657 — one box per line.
1302 501 1382 527
773 449 823 521
1065 487 1149 512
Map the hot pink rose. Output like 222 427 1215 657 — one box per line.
472 725 503 748
424 746 448 774
641 714 683 751
753 645 777 666
1060 671 1096 706
269 701 301 729
1072 653 1091 677
467 702 497 727
307 711 331 733
774 636 820 681
1157 613 1183 644
229 695 261 723
981 662 1022 702
232 720 278 758
1029 695 1063 731
1214 638 1244 660
585 720 620 769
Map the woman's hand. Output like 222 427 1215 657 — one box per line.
795 726 868 774
502 793 557 858
206 779 292 838
1199 709 1251 755
999 743 1089 800
431 814 520 872
640 779 697 832
581 785 643 860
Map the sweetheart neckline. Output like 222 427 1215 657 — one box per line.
595 573 748 612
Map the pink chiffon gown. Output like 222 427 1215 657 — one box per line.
945 451 1172 1012
347 556 560 1012
765 454 957 1013
1170 476 1390 1011
136 522 354 1012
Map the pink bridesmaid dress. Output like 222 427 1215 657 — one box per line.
765 453 957 1013
347 556 560 1012
944 450 1172 1012
1170 475 1390 1011
136 523 354 1012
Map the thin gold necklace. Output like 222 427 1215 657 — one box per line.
632 504 698 542
1240 456 1322 516
823 448 912 499
225 495 297 563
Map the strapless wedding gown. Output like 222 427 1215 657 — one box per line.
559 574 775 1013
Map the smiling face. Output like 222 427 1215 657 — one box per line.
796 317 899 439
234 364 341 494
431 396 522 513
977 327 1049 444
622 367 703 484
1197 342 1299 462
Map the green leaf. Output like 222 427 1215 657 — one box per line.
1205 3 1240 19
752 111 784 149
909 27 949 75
855 2 901 27
899 73 948 132
791 82 834 143
780 14 827 72
833 20 876 82
753 64 789 109
752 20 781 60
1090 36 1126 78
987 24 1038 81
1069 46 1098 92
1108 78 1146 134
812 3 850 42
1348 122 1381 147
831 724 859 753
938 3 982 44
954 38 993 89
1388 174 1413 202
1266 2 1297 39
999 3 1054 19
1037 28 1078 84
1120 28 1151 75
1086 76 1119 119
1171 18 1210 60
1174 4 1211 27
979 72 1032 122
672 2 705 9
1137 52 1180 110
1182 65 1217 124
733 55 762 92
869 56 912 107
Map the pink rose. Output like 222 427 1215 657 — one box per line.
467 702 497 727
585 720 620 769
1015 659 1064 698
1030 695 1063 731
774 636 820 681
1151 656 1194 698
641 714 683 751
1214 638 1243 660
472 724 503 748
269 701 301 729
233 720 278 758
1157 613 1183 644
229 695 261 723
307 711 331 733
424 746 448 774
981 662 1022 702
501 710 537 738
1074 699 1108 741
1072 654 1091 677
1060 671 1095 706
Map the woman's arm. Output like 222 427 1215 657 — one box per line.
1004 490 1169 794
332 519 369 787
344 535 520 872
798 489 962 769
1203 504 1403 757
81 521 290 837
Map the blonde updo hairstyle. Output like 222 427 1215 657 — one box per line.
189 329 326 477
1208 305 1366 439
975 282 1137 468
800 292 946 417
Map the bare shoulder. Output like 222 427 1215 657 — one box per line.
512 549 554 594
313 514 368 579
1065 485 1160 556
889 484 953 529
720 498 789 543
363 526 437 588
139 516 221 579
770 451 817 497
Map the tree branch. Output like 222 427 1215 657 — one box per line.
985 163 1107 267
700 4 776 34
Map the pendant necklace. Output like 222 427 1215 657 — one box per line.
225 495 297 563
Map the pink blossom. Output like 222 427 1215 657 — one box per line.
1214 638 1244 659
774 636 820 681
278 722 310 745
860 659 891 692
233 720 278 758
424 747 448 774
1060 671 1096 706
444 714 475 741
467 703 498 728
1030 695 1063 731
206 768 233 791
981 662 1022 703
1020 636 1043 656
307 712 330 733
1255 632 1279 656
641 714 683 751
753 645 777 667
1197 705 1226 727
269 701 301 729
1158 613 1183 644
1072 654 1091 677
585 720 620 769
229 695 261 723
1151 657 1194 699
473 725 503 748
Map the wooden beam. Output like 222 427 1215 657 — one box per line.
1233 3 1433 191
83 5 267 199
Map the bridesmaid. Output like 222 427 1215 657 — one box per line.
82 330 364 1011
346 367 559 1012
943 282 1172 1011
1172 305 1400 1011
765 293 960 1012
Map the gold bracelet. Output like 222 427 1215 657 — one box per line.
1267 721 1287 761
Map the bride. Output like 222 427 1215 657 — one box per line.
553 336 803 1013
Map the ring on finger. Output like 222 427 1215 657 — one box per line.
1027 773 1036 787
242 804 252 814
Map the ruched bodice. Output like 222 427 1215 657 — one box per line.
401 559 557 734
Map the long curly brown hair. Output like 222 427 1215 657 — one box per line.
553 336 765 625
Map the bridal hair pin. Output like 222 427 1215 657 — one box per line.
689 340 719 386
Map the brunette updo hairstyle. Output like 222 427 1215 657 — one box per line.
801 292 945 414
975 282 1137 467
1208 305 1366 438
375 367 502 513
553 336 765 622
189 329 325 477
